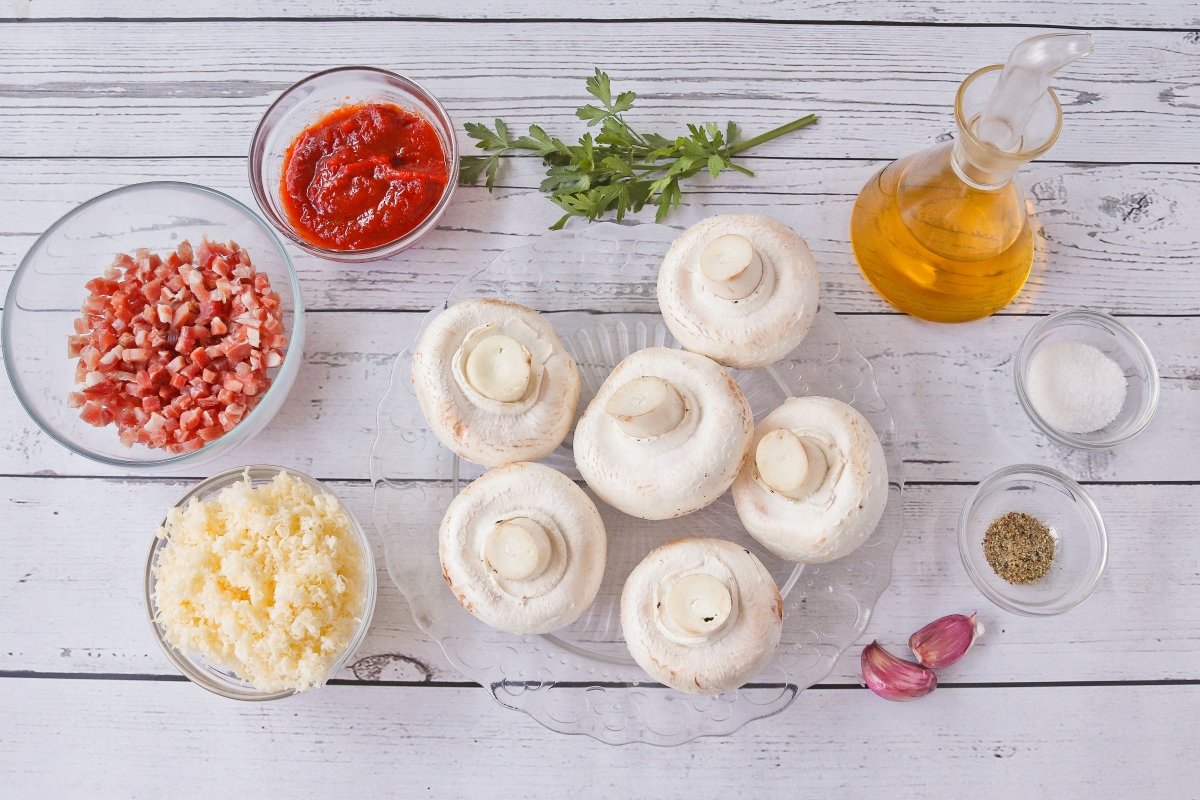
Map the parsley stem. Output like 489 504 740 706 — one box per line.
727 114 818 156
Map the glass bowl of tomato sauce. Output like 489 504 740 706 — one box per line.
249 66 459 263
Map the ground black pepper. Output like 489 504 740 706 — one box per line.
983 511 1055 584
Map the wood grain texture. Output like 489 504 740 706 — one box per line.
0 23 1196 162
2 1 1199 783
2 158 1198 315
1 678 1196 796
3 312 1195 482
3 477 1198 684
4 0 1198 27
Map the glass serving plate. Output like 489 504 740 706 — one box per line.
370 222 904 745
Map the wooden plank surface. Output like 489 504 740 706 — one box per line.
2 158 1197 316
3 312 1195 482
3 477 1198 684
4 0 1198 27
0 23 1196 162
2 679 1195 796
2 1 1199 790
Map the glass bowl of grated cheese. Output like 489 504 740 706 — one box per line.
145 465 377 700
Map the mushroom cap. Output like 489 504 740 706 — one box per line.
657 214 820 369
411 298 581 467
621 537 783 695
439 462 608 635
573 347 753 520
733 396 888 564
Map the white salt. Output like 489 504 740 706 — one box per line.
1026 340 1128 434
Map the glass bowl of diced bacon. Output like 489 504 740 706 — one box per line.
3 182 304 469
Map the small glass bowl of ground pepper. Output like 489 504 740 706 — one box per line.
249 66 459 262
958 464 1107 616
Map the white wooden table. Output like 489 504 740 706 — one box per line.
2 2 1199 796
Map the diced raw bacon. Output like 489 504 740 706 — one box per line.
96 328 117 352
85 277 119 296
223 341 252 363
197 425 224 442
172 302 196 328
68 238 285 452
79 401 112 427
175 326 196 355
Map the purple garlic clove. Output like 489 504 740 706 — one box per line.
909 613 984 670
861 641 937 702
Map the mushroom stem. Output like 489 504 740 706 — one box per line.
606 376 686 439
755 429 830 500
465 334 533 402
666 573 733 636
699 233 764 301
484 517 552 581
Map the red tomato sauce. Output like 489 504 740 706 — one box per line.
281 103 449 251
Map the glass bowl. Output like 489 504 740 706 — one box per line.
248 65 459 262
371 221 906 745
2 182 304 470
958 464 1107 616
1014 309 1159 449
145 465 378 700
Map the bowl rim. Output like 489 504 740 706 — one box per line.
247 64 460 262
143 464 378 700
2 180 305 469
1013 308 1160 450
957 463 1108 617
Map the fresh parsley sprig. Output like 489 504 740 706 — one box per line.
460 69 817 229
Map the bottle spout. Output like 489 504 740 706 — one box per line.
974 32 1093 152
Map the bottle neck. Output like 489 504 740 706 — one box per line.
952 64 1064 190
950 138 1023 190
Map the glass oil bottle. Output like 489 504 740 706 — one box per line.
850 33 1093 322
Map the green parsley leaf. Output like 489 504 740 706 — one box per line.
460 70 818 228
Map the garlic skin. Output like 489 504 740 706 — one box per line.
861 641 937 702
909 613 983 670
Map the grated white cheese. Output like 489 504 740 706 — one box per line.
152 471 368 693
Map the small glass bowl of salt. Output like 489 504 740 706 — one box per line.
1015 309 1159 449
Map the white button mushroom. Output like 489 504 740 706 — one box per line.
732 396 889 564
621 538 783 695
439 462 607 635
411 298 581 467
573 347 754 520
657 214 820 369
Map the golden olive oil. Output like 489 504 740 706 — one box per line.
850 145 1034 323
